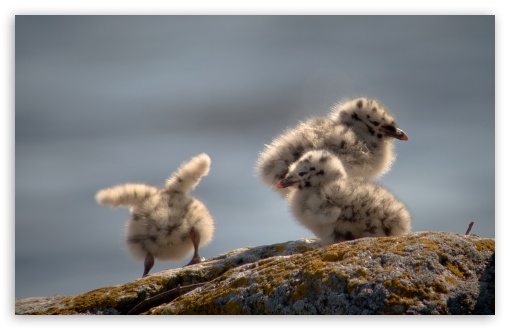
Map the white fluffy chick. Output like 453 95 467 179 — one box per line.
257 97 408 197
96 153 214 277
278 149 411 245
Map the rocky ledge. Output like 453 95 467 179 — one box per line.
15 231 494 315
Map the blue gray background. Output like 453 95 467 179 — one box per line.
15 15 494 299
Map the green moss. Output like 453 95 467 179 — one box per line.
291 282 308 301
223 300 245 314
384 277 429 301
356 267 369 277
385 292 415 314
275 244 286 252
262 283 274 295
50 287 130 314
445 262 467 279
346 281 357 294
294 245 316 253
43 307 76 315
432 282 448 294
473 239 495 252
321 250 347 262
231 276 251 288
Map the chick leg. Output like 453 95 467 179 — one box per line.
185 227 202 266
142 253 154 277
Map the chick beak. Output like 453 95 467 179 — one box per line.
394 128 409 141
277 178 297 189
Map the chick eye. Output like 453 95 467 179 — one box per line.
298 171 308 177
382 125 396 133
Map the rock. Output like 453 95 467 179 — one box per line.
15 231 494 315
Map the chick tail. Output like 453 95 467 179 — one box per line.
165 153 211 194
95 184 158 208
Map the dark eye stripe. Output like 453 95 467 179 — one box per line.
382 125 396 133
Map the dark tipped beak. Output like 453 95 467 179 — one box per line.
277 178 297 189
393 128 408 141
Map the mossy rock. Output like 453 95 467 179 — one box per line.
15 232 494 315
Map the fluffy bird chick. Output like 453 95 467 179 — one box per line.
95 153 215 277
277 150 411 245
257 97 408 197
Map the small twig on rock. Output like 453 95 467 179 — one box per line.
126 282 207 315
465 221 474 235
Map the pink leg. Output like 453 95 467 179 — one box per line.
143 253 154 277
185 228 202 266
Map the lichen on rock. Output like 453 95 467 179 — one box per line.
15 232 494 315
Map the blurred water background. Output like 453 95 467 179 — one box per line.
15 15 494 299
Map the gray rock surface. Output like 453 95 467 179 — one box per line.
15 231 494 315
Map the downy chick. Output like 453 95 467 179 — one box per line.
278 149 411 245
258 97 408 197
96 153 215 277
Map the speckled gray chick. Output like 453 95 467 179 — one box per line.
257 97 408 197
278 149 411 245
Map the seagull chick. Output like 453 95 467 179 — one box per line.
257 97 408 197
95 153 215 277
277 150 411 245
